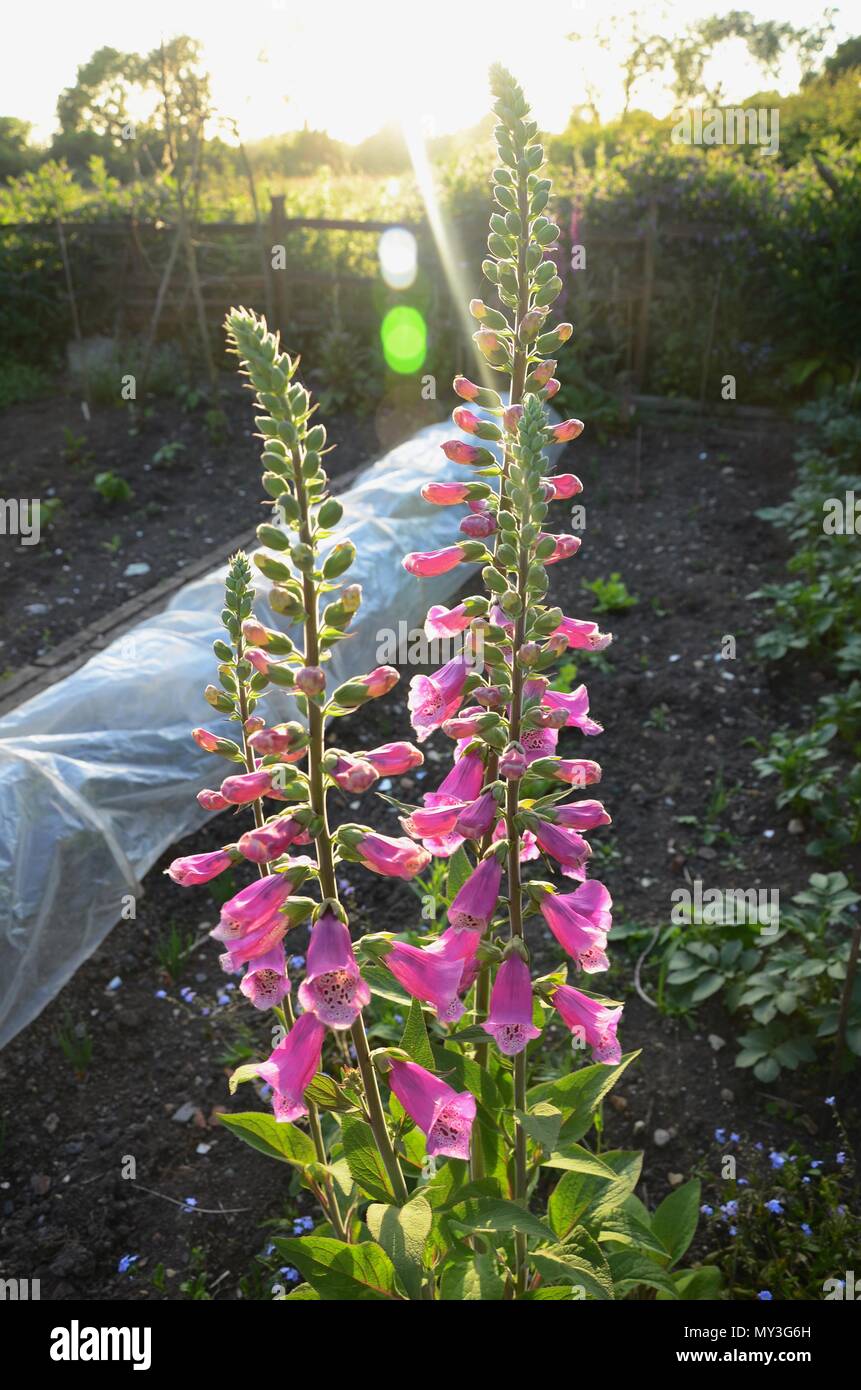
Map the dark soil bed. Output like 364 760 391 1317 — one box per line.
0 409 858 1300
0 378 442 677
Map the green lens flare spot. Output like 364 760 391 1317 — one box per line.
380 305 427 374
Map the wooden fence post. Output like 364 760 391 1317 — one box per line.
269 194 289 337
633 198 658 390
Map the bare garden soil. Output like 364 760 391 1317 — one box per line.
0 398 858 1300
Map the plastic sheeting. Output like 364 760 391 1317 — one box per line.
0 417 562 1048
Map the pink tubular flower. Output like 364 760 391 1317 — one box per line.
442 706 486 739
363 666 400 699
448 856 502 932
441 440 495 467
499 743 527 779
543 474 583 500
295 665 326 696
551 758 603 787
539 887 611 973
400 801 466 840
552 616 612 651
422 481 472 505
553 985 622 1064
454 790 499 840
239 944 290 1010
408 652 473 742
166 849 233 886
534 821 592 879
425 602 473 640
452 406 482 435
356 831 432 879
551 418 585 443
522 726 559 764
245 647 272 675
255 1012 327 1122
211 872 295 943
249 725 304 757
482 955 542 1056
298 911 370 1029
197 788 230 812
503 403 524 432
551 799 612 831
403 545 467 578
329 753 379 793
542 534 582 565
543 378 561 400
543 684 603 736
364 742 424 776
460 512 496 539
385 940 467 1022
453 375 480 402
424 749 485 808
192 727 220 752
219 768 274 805
493 818 539 863
387 1059 476 1160
238 817 309 864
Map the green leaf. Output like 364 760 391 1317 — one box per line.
305 1073 352 1112
446 845 473 898
531 1245 615 1300
280 1284 320 1300
363 964 412 1005
607 1250 679 1298
366 1197 432 1301
652 1179 701 1268
341 1115 395 1203
515 1102 562 1153
275 1235 401 1300
658 1265 724 1300
542 1146 621 1180
527 1052 639 1144
217 1111 316 1168
452 1197 554 1243
399 998 436 1071
547 1155 635 1240
753 1056 781 1082
439 1252 505 1301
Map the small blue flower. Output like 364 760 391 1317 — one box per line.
154 989 167 999
279 1266 300 1282
757 1290 773 1301
836 1151 846 1165
200 1007 211 1017
754 1142 764 1152
729 1132 740 1143
809 1160 822 1170
700 1204 714 1215
182 1196 198 1212
800 1223 812 1237
264 1242 276 1256
769 1151 785 1170
765 1199 783 1214
721 1200 738 1218
802 1177 811 1185
714 1127 727 1144
729 1226 737 1236
290 955 306 970
117 1254 140 1274
825 1095 836 1107
107 976 122 991
217 992 230 1006
394 1013 404 1025
180 987 196 1003
737 1177 749 1186
260 1083 272 1099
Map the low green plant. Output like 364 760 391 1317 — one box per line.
56 1014 93 1079
0 360 51 409
152 439 186 467
93 470 134 504
582 572 639 613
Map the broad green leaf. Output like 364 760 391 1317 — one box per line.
447 845 473 898
658 1265 724 1300
522 1286 579 1300
542 1145 622 1180
305 1072 351 1111
452 1197 554 1243
217 1110 316 1168
341 1114 395 1204
281 1284 320 1300
652 1179 701 1268
597 1211 669 1260
531 1246 615 1300
515 1102 562 1153
399 998 436 1071
607 1250 679 1298
527 1052 639 1144
547 1165 621 1240
439 1253 505 1301
366 1197 432 1302
276 1235 401 1301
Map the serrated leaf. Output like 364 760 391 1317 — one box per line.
305 1072 352 1111
275 1235 401 1300
341 1114 395 1203
217 1110 316 1168
452 1197 554 1242
527 1052 639 1144
531 1246 615 1300
363 964 412 1005
515 1102 562 1153
366 1196 432 1301
399 998 436 1070
607 1249 679 1298
446 845 474 898
439 1252 505 1301
658 1265 724 1300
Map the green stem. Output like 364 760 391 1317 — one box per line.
293 446 410 1209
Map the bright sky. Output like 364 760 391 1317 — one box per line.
2 0 852 146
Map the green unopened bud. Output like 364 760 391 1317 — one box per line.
322 540 356 579
305 424 326 452
254 552 293 583
257 522 290 551
269 585 305 619
204 684 234 713
536 323 573 355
